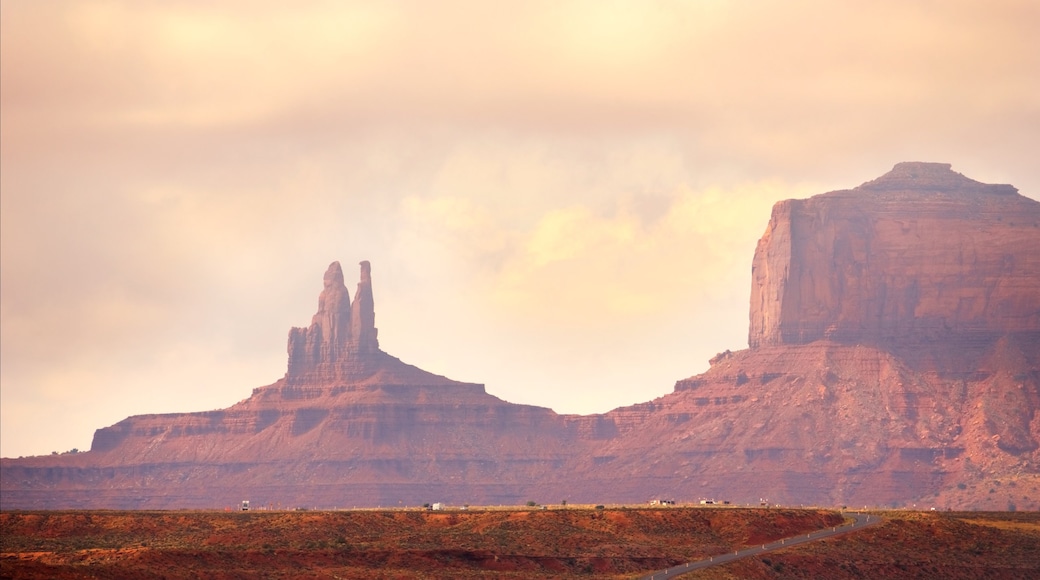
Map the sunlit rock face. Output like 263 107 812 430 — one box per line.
602 163 1040 508
2 163 1038 511
748 162 1040 353
583 163 1039 509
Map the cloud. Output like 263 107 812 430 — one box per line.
403 179 811 324
392 177 816 414
2 0 1038 456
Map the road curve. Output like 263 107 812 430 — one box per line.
635 512 880 580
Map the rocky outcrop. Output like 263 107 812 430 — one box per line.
2 261 576 509
749 162 1040 354
286 260 385 383
568 164 1038 510
282 261 475 390
586 335 1040 508
2 163 1038 511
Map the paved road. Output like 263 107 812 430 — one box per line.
635 513 880 580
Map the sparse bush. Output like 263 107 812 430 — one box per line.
526 501 537 507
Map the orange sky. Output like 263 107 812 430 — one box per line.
2 0 1038 457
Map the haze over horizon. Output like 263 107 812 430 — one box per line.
2 0 1038 458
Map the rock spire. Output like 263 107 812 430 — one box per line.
287 261 380 382
351 261 378 354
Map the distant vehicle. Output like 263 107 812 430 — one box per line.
699 500 715 505
431 502 444 511
241 500 250 511
650 499 675 506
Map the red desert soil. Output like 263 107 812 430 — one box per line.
680 511 1040 579
1 507 841 579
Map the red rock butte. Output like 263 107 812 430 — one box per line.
2 162 1038 511
750 162 1039 353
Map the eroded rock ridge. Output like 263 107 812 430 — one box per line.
2 162 1038 511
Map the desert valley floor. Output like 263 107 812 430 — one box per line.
2 506 1039 579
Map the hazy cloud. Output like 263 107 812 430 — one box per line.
2 0 1038 456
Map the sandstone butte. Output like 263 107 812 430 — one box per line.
2 162 1038 511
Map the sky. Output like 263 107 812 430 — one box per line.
2 0 1038 458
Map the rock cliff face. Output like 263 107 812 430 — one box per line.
627 162 1040 507
583 335 1040 508
749 162 1040 353
2 163 1038 511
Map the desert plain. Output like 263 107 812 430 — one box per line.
2 506 1039 579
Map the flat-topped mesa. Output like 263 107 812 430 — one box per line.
749 162 1040 353
286 261 381 383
